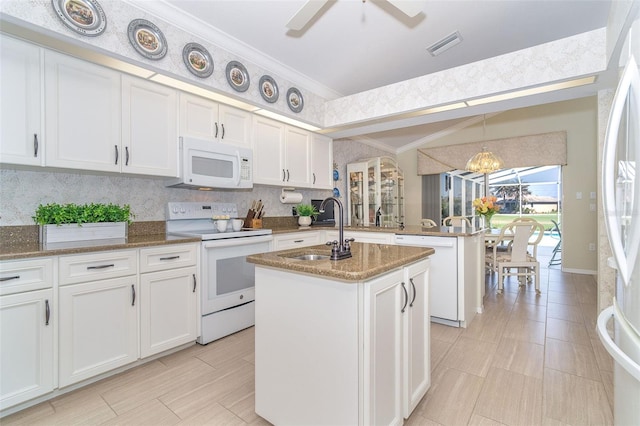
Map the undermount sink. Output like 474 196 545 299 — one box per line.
287 254 330 261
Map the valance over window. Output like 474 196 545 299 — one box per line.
417 131 567 175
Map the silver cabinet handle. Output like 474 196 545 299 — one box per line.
125 146 130 166
221 123 225 139
115 145 119 165
294 239 304 243
409 277 416 307
401 282 408 313
159 256 180 261
192 274 197 293
45 299 50 326
313 173 316 184
34 134 39 157
286 169 290 181
214 122 219 138
131 285 136 306
0 275 20 282
87 264 115 270
282 169 286 182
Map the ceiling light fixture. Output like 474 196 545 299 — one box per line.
426 31 462 56
466 147 503 174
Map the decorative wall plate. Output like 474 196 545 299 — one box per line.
51 0 106 36
287 87 304 113
259 75 279 103
225 61 250 92
127 19 167 60
182 43 213 78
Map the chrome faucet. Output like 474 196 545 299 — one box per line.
320 196 353 260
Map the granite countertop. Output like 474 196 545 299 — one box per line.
0 234 202 261
247 242 434 282
271 224 485 237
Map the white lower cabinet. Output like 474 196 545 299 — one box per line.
326 230 394 244
403 260 430 418
57 249 139 388
0 258 55 411
139 244 198 358
58 275 138 387
271 231 322 250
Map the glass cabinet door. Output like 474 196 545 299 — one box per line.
347 157 404 226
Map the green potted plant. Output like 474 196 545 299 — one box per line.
296 203 319 227
33 203 133 245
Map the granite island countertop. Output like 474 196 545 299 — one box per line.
247 241 434 282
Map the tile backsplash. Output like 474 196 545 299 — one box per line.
0 168 330 226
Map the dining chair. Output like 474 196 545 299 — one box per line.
549 219 562 266
490 220 545 294
421 218 438 228
443 216 472 227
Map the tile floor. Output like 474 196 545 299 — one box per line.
3 247 614 425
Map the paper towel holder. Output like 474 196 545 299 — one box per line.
280 187 303 204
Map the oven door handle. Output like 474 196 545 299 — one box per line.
202 234 272 249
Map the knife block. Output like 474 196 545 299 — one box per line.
250 219 263 229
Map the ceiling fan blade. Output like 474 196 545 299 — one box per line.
387 0 425 17
286 1 329 30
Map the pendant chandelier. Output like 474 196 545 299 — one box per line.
465 147 503 173
465 115 503 173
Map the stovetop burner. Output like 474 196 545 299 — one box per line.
166 202 272 241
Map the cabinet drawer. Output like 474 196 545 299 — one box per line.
139 244 197 273
272 231 322 250
0 258 54 296
59 250 137 285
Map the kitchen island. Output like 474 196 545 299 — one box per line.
247 242 434 426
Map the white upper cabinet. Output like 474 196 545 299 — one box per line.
179 93 251 148
122 75 178 177
44 50 121 172
253 115 330 189
0 35 43 167
284 126 311 187
310 133 333 189
253 115 286 185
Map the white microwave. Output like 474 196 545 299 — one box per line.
167 137 253 190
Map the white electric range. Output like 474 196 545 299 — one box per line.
166 202 272 344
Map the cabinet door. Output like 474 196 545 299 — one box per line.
122 75 178 177
179 93 219 140
364 270 405 426
140 266 197 358
0 35 43 166
58 276 138 387
284 126 310 186
403 259 430 418
253 116 286 185
0 289 54 410
218 105 252 148
44 51 121 172
272 231 322 250
310 134 333 189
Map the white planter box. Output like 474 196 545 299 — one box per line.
40 222 128 246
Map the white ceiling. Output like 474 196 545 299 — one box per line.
147 0 613 151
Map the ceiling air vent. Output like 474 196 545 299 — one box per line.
426 31 463 56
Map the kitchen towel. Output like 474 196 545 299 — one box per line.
280 188 303 204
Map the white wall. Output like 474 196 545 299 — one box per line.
398 97 598 274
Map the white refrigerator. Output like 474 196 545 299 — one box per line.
597 19 640 426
